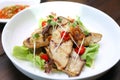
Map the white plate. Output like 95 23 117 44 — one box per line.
2 1 120 80
0 0 40 23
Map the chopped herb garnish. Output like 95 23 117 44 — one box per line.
47 19 57 27
84 31 90 36
72 21 78 27
32 33 40 39
50 21 57 26
57 17 62 23
76 16 83 26
68 21 71 25
49 15 54 19
47 19 52 24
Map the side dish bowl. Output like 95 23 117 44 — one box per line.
0 0 40 23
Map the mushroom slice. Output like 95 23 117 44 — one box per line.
49 27 73 70
23 28 50 49
70 27 102 46
64 50 85 77
49 40 73 70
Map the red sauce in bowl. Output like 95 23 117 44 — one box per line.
0 5 29 19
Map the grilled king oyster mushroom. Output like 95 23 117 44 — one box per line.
23 25 52 49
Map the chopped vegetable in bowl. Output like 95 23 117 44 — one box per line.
13 13 102 77
0 5 29 19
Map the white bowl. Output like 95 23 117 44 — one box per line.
0 0 40 23
2 1 120 80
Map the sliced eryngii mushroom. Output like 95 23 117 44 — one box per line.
49 28 73 70
23 28 50 49
64 50 85 77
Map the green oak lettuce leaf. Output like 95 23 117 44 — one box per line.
39 18 44 28
76 16 90 35
13 46 29 60
81 44 100 67
13 46 45 69
34 56 45 69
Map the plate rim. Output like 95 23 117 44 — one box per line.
2 1 120 80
